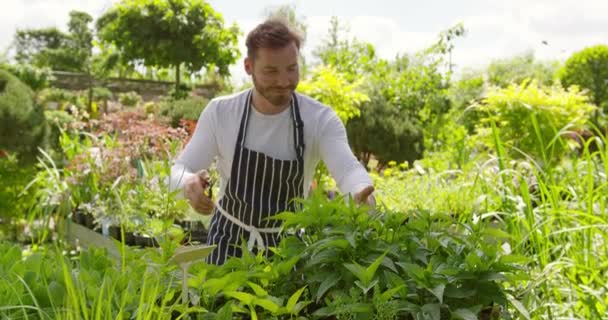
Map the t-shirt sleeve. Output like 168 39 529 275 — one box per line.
169 100 219 192
318 109 373 196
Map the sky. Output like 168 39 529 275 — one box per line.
2 0 607 84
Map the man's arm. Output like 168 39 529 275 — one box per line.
318 109 374 203
169 100 219 194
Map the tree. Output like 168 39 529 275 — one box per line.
13 11 95 72
297 66 369 123
96 0 241 94
559 45 608 123
313 16 377 81
346 83 424 168
264 4 308 74
487 51 559 88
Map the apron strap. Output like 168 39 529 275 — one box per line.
236 90 305 162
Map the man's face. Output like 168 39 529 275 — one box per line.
245 42 300 107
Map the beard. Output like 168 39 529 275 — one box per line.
252 75 297 107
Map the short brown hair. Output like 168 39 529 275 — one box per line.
245 19 303 58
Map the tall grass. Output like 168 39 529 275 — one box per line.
374 115 607 319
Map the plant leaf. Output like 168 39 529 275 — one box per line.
452 308 478 320
429 283 445 304
507 294 531 320
286 286 307 313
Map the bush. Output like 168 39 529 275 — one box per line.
5 63 54 93
347 86 424 168
92 87 112 101
38 87 81 110
44 109 75 159
159 96 209 127
558 44 608 119
0 69 47 163
118 91 141 107
473 80 595 164
0 155 38 238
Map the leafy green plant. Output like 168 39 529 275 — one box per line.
0 69 47 163
473 80 595 165
558 44 608 122
159 96 209 128
118 91 141 108
298 65 369 123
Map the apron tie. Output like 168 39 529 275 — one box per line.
215 201 282 252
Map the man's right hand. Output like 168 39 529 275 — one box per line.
184 170 214 215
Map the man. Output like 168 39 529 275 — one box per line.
170 19 375 265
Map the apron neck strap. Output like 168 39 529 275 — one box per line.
236 89 305 162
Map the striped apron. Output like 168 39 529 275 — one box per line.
206 90 305 265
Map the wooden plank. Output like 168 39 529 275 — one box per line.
65 220 122 260
64 220 216 264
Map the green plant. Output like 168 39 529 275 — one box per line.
96 0 241 93
473 80 595 165
346 83 424 168
38 87 82 110
160 96 209 127
4 63 54 93
0 155 39 240
558 44 608 124
118 91 141 108
0 69 47 163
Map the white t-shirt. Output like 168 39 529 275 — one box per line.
170 89 372 200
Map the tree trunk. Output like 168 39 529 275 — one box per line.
175 64 181 96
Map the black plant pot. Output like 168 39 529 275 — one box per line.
72 210 87 225
134 233 158 248
84 213 96 230
109 225 136 246
180 220 207 244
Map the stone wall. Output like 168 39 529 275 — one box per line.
50 71 219 101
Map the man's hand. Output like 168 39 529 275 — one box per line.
354 185 376 207
184 170 214 215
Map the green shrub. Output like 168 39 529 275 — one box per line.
92 87 112 101
0 155 38 238
44 109 75 159
160 96 209 127
38 87 81 110
0 69 47 163
118 91 141 107
5 63 54 93
347 86 424 168
558 44 608 120
473 80 595 164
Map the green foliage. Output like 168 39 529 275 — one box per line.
449 70 485 133
13 11 94 72
473 80 595 164
0 155 38 230
298 65 369 123
118 91 142 108
314 17 377 82
347 84 424 167
193 192 522 319
486 52 559 88
97 0 241 92
38 87 82 110
160 96 209 127
0 69 46 163
558 44 608 117
44 110 76 159
92 87 112 101
4 64 54 93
